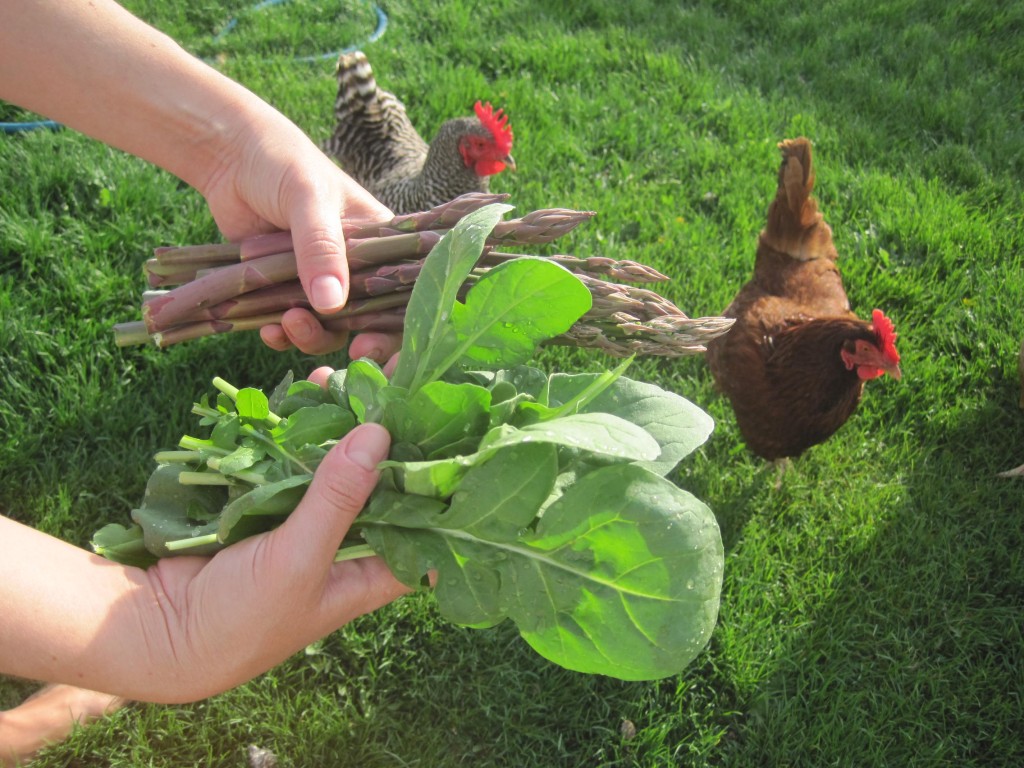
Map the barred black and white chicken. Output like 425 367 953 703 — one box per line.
322 51 515 214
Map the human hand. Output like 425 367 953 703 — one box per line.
197 115 393 355
135 421 408 702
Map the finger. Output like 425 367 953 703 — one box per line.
259 323 293 352
322 554 412 625
273 423 391 564
348 332 403 365
279 308 351 355
306 366 336 389
288 189 350 315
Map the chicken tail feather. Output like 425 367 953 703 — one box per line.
762 138 838 263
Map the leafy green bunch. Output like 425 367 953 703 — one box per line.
93 204 724 681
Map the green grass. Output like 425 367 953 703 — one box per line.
2 0 1022 765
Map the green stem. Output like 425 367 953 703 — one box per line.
240 424 313 475
190 404 221 420
153 450 204 464
178 435 230 455
213 377 282 427
203 459 269 486
333 543 378 563
177 471 233 486
212 376 239 400
165 533 220 552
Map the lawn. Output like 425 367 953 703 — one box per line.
2 0 1022 765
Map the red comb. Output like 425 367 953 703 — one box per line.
474 101 514 155
871 309 900 365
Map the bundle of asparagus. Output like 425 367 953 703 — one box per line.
114 193 733 356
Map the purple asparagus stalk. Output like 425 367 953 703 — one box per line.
143 251 299 333
484 252 669 283
349 192 511 238
116 300 410 348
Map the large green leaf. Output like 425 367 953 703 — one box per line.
216 475 312 542
515 465 722 679
547 374 715 476
480 413 661 462
130 463 228 557
344 358 388 423
359 460 723 680
90 523 157 568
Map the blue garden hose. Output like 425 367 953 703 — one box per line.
1 0 387 134
0 119 62 134
215 0 387 62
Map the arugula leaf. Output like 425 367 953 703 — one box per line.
382 413 659 500
379 453 479 499
380 380 491 459
345 359 389 423
216 475 312 543
268 370 295 413
215 443 265 475
446 257 592 371
271 404 355 450
210 414 241 451
91 523 157 568
130 464 228 557
235 387 271 422
512 356 633 425
390 203 513 393
445 443 558 540
276 379 330 417
542 374 713 476
515 464 722 680
326 369 348 407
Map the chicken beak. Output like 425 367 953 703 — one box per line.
503 154 516 172
884 363 902 381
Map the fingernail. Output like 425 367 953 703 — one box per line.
311 275 346 312
345 423 390 471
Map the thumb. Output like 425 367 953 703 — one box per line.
274 422 391 563
290 198 350 315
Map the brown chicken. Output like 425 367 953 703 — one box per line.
322 51 515 214
705 138 901 461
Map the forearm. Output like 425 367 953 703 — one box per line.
0 0 280 195
0 516 185 701
0 426 406 705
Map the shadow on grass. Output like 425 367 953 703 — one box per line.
713 390 1024 765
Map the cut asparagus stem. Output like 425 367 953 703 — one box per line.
239 231 294 260
143 283 412 322
143 251 299 333
118 307 408 348
151 242 241 268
